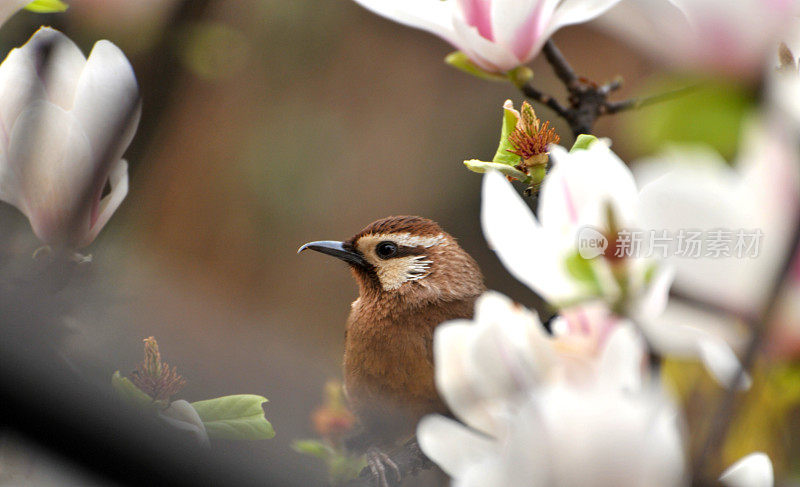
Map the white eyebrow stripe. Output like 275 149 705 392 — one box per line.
387 233 445 248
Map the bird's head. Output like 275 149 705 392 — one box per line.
298 216 484 301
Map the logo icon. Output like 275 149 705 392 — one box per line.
577 226 608 259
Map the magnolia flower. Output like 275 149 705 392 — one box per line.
421 290 772 486
434 291 648 435
420 313 688 486
0 27 140 248
635 118 800 319
350 0 623 73
596 0 799 78
481 140 748 388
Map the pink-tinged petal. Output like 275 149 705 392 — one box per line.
71 40 140 165
417 415 494 479
456 0 493 40
6 101 93 247
481 171 578 302
720 453 773 487
489 0 549 61
79 158 128 247
17 27 86 110
452 12 523 71
539 143 638 231
351 0 460 47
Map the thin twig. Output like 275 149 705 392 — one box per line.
692 208 800 483
603 84 700 114
518 83 569 118
519 40 693 137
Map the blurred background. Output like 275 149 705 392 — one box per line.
0 1 756 484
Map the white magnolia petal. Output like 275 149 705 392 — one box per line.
547 0 623 33
720 453 773 487
71 40 140 163
6 101 94 246
635 265 675 320
592 0 690 67
597 322 645 392
639 315 749 389
540 143 638 230
159 400 210 447
0 48 47 144
696 332 751 390
452 12 521 71
351 0 459 47
481 170 577 302
18 27 87 109
636 125 800 316
417 415 494 479
434 320 497 433
0 0 29 27
643 407 687 486
80 158 128 247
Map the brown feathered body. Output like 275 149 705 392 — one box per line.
341 216 485 448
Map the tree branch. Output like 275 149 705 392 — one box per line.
542 40 578 87
518 40 692 137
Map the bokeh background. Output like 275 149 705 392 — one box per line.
0 1 703 484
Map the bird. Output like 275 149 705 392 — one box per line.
298 215 485 486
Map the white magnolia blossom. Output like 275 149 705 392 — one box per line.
433 291 645 435
420 301 688 486
0 27 140 248
482 141 643 307
481 141 748 388
350 0 622 72
635 119 800 319
421 291 772 486
597 0 799 77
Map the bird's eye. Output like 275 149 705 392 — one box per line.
375 241 398 259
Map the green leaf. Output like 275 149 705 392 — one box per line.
570 134 599 152
191 394 275 440
292 439 332 460
563 251 601 294
623 76 755 160
444 51 508 82
491 104 521 166
111 371 157 409
24 0 68 13
464 160 529 182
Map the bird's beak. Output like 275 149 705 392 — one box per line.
297 240 369 268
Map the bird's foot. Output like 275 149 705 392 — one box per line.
366 447 401 487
